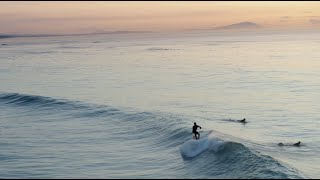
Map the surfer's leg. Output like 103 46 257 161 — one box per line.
196 132 199 139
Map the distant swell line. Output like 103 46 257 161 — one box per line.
0 93 81 109
0 92 127 118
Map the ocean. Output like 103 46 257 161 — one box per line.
0 30 319 178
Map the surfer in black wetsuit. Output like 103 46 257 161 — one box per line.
238 118 246 123
293 141 301 147
193 122 201 140
278 141 301 147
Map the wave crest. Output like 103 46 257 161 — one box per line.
180 132 227 158
0 93 80 109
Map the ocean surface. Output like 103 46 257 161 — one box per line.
1 30 319 178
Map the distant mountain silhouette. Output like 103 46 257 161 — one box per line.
0 30 152 39
214 22 261 30
0 35 15 39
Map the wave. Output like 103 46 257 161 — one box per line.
0 92 306 179
179 132 305 178
0 93 82 110
58 45 88 49
147 47 180 51
24 50 58 55
180 132 225 158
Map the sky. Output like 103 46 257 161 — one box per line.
0 1 320 34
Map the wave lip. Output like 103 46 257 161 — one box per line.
180 132 226 158
180 137 209 158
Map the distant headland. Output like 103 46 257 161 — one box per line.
0 30 153 39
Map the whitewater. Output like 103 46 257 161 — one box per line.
1 31 319 178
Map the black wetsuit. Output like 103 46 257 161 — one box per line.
193 124 201 139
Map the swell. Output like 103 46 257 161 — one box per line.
179 132 306 179
0 92 306 178
0 93 81 110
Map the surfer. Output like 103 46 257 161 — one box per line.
293 141 301 146
238 118 246 123
192 122 202 140
278 141 301 147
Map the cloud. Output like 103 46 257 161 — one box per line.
310 19 320 24
15 16 141 23
279 16 290 23
307 16 320 18
280 16 290 19
280 16 290 23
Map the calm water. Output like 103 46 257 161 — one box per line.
0 31 319 178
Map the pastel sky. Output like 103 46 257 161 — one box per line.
1 1 320 34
